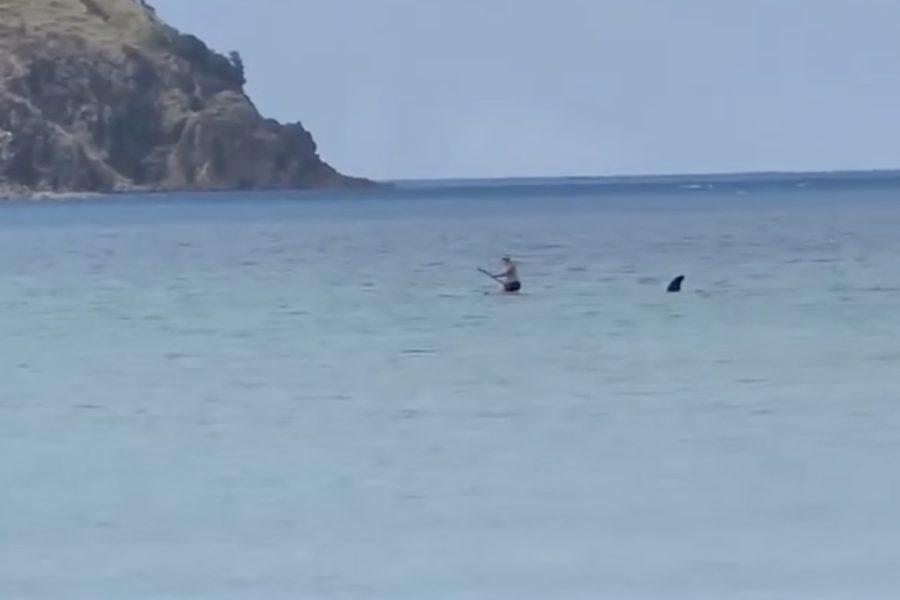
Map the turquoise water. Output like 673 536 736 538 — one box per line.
2 183 900 599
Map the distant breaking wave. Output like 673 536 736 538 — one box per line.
382 169 900 199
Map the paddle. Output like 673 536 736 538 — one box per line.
477 267 503 283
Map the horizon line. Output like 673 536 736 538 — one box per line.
385 166 900 185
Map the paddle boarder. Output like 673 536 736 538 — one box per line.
480 256 521 293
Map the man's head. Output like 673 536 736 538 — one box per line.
501 256 512 264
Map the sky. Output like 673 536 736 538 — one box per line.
149 0 900 181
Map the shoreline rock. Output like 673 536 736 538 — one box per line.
0 0 373 197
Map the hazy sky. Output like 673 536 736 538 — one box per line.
150 0 900 180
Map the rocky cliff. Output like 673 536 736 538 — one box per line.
0 0 368 198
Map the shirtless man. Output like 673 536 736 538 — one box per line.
495 256 521 293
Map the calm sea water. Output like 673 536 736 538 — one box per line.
1 181 899 599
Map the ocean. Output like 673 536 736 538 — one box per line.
1 178 899 599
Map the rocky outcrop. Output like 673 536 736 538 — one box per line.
0 0 369 197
